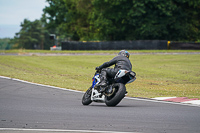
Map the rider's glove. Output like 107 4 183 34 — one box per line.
95 67 100 71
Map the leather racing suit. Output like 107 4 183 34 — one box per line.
95 55 132 91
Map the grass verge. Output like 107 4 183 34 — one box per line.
0 50 200 99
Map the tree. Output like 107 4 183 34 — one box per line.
0 38 14 50
90 0 134 40
14 19 52 49
91 0 200 41
43 0 93 41
42 0 200 41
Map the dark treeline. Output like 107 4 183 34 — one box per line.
3 0 200 49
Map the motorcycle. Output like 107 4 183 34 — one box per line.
82 69 136 106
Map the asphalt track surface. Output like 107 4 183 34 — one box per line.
0 77 200 133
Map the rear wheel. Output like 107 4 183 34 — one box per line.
82 86 92 105
105 83 126 107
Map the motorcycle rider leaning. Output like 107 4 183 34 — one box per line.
95 50 132 92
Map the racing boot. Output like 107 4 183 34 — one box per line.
95 71 108 92
98 78 108 93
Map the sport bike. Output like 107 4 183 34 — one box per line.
82 69 136 106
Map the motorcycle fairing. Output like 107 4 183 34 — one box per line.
92 74 100 88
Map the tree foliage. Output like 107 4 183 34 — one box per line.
13 0 200 49
43 0 93 41
43 0 200 41
0 38 14 50
14 18 52 49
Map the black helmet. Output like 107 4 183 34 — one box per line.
118 50 130 58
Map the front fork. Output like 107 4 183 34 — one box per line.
91 88 105 102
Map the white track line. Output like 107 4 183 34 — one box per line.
182 100 200 105
125 97 200 107
0 75 199 107
0 76 83 93
0 128 140 133
152 97 200 106
152 97 177 100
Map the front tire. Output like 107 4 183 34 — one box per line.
105 83 126 107
82 87 92 105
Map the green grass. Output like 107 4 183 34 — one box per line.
0 51 200 99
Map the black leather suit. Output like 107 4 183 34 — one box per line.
98 55 132 79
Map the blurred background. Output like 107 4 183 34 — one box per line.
0 0 200 50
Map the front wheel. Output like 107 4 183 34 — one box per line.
105 83 126 107
82 86 92 105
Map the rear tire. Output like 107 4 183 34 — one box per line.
82 87 92 105
105 83 126 107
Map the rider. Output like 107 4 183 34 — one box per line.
95 50 132 92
